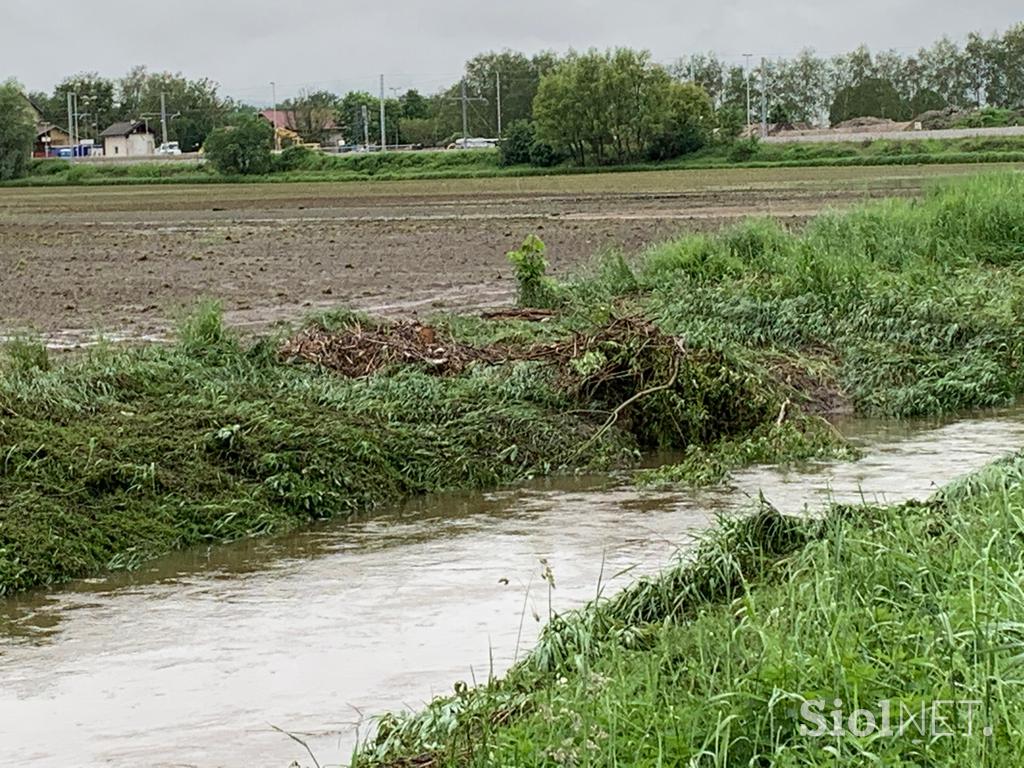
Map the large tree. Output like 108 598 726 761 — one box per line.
202 114 273 175
286 90 339 144
115 66 229 151
534 48 708 165
0 81 36 180
829 77 907 125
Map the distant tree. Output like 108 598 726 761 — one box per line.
917 37 971 108
400 89 430 119
771 50 829 124
498 119 535 165
30 73 118 139
996 24 1024 108
336 91 379 144
202 115 273 175
648 82 714 160
398 117 439 147
114 66 229 151
287 90 338 144
535 48 698 165
671 53 726 105
0 81 35 180
908 88 947 116
829 77 906 124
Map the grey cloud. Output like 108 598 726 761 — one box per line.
2 0 1021 100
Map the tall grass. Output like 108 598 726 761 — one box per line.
558 172 1024 418
3 173 1023 596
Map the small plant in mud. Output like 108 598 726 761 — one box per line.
507 235 561 309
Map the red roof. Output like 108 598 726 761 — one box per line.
260 109 295 130
259 109 338 131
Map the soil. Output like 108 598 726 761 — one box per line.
0 165 974 346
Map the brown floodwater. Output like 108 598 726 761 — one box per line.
2 406 1023 768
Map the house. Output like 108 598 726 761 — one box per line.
99 121 155 157
34 123 71 157
259 109 345 146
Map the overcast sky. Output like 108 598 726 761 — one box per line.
3 1 1021 101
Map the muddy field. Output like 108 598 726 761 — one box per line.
0 163 1009 345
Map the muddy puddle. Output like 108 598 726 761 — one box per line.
2 406 1023 767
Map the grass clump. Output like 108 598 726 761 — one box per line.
1 335 50 375
554 172 1024 419
357 452 1024 767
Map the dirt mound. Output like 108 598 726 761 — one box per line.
834 116 901 130
279 321 513 377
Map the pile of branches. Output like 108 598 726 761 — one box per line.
279 320 514 378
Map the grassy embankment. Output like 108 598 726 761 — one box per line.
356 451 1024 766
354 172 1024 767
7 134 1024 187
2 173 1023 597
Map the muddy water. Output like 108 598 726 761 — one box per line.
2 407 1023 768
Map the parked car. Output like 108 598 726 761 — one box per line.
156 142 183 155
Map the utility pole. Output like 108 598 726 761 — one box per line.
461 80 469 144
496 71 503 139
272 82 280 151
379 74 387 151
66 92 74 158
160 92 169 146
389 87 403 145
743 53 752 135
760 57 768 139
270 81 280 151
447 79 487 146
361 104 370 148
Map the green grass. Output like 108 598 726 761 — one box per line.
0 304 788 595
7 134 1024 187
2 172 1024 598
355 448 1024 767
351 171 1024 765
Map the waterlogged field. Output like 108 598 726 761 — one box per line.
0 162 1015 343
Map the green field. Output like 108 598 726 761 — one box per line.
8 133 1024 188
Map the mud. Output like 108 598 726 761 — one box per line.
0 165 978 345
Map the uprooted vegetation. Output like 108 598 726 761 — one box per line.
3 173 1024 596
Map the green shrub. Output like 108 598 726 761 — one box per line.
202 115 274 175
507 235 561 308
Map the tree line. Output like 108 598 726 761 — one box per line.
3 22 1023 179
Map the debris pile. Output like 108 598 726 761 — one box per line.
279 321 510 377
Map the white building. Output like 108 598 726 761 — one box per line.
99 121 155 157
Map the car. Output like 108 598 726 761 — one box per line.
156 142 183 155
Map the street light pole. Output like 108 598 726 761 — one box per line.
379 74 387 151
270 81 280 151
744 53 752 135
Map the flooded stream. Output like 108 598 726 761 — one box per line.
2 407 1024 767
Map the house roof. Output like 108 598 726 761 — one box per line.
259 109 338 132
99 120 150 138
35 123 68 139
259 109 296 130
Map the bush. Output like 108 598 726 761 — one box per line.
727 138 760 162
273 144 318 172
499 120 536 166
528 139 563 167
202 115 274 175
